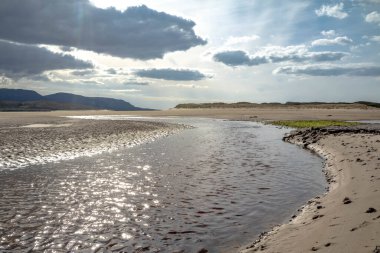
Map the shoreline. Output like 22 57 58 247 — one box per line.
2 107 380 123
241 125 380 253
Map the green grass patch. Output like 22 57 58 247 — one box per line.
270 120 360 128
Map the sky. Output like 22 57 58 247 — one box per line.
0 0 379 109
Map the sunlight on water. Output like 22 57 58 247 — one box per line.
0 126 183 170
0 118 326 252
66 115 178 121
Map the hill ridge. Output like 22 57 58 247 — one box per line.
0 88 149 111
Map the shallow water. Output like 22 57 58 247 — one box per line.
0 118 326 252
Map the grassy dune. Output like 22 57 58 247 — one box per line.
175 101 380 109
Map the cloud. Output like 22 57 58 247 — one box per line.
71 69 96 76
213 46 348 67
225 35 260 45
28 74 52 82
311 36 353 46
365 11 380 25
315 3 348 19
0 1 206 59
106 68 117 75
0 75 14 86
213 50 268 67
267 47 347 63
123 81 150 86
274 64 380 76
111 89 141 93
134 68 209 81
0 40 92 79
161 83 209 89
370 35 380 42
321 30 337 37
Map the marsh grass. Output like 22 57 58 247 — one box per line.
270 120 360 128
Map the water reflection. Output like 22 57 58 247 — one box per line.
0 118 326 252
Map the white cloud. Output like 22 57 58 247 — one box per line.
111 89 141 93
161 83 209 89
311 36 353 46
315 3 348 19
0 75 14 86
273 64 380 76
213 45 348 67
321 30 336 37
370 35 380 42
365 11 380 25
225 35 260 45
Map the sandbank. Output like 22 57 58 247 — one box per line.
0 117 187 169
241 126 380 253
1 107 380 123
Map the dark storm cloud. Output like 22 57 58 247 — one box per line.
0 1 206 59
274 65 380 76
0 40 92 78
134 68 208 81
213 47 347 67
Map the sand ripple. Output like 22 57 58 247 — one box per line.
0 119 187 170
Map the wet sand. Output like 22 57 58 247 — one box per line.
0 116 187 169
1 107 380 122
241 126 380 253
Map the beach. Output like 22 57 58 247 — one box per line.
241 125 380 253
2 107 380 121
1 108 380 252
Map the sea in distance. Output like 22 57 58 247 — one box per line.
0 117 326 252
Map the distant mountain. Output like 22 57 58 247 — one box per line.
0 88 43 102
0 88 150 111
0 100 94 111
44 92 140 111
